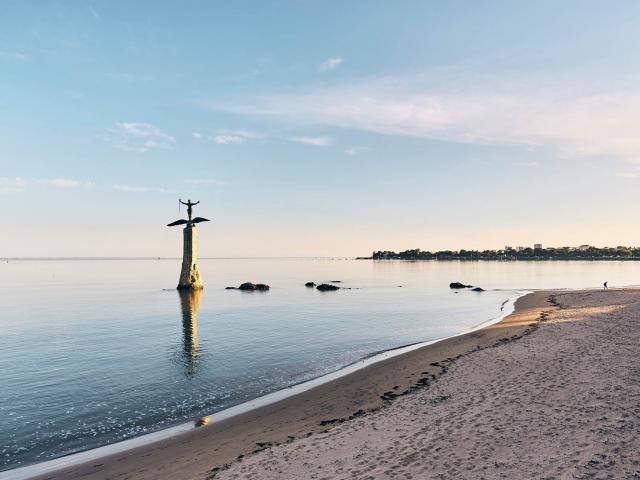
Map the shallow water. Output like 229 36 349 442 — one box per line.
1 258 637 470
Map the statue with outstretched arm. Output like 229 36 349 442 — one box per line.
167 199 210 227
180 199 200 222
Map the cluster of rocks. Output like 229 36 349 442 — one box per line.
226 282 270 291
449 282 484 292
305 281 341 291
226 280 344 292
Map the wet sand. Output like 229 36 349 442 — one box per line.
27 289 640 479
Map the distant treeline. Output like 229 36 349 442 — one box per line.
368 247 640 261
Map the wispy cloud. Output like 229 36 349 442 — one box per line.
112 184 149 193
208 72 640 162
185 179 226 186
106 72 155 82
0 177 94 193
38 178 94 188
112 183 170 193
210 129 262 145
345 147 360 156
116 122 174 141
102 122 175 153
212 134 244 145
0 51 29 62
192 132 202 139
289 136 333 147
0 177 27 193
318 57 344 72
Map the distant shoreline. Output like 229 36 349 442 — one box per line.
364 246 640 261
357 257 640 261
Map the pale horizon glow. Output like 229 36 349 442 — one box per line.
2 1 640 256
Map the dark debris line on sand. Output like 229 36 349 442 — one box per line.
206 295 558 479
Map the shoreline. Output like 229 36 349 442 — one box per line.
2 289 548 480
2 291 522 480
0 297 516 480
214 287 640 479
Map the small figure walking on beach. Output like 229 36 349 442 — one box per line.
604 281 608 290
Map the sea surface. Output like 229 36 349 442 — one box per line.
1 258 639 471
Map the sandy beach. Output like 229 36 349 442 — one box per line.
24 289 640 479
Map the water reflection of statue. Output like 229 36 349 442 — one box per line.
178 289 203 377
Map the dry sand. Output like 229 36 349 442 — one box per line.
30 289 640 479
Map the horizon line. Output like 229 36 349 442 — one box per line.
0 256 358 261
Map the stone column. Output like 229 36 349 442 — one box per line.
177 224 203 290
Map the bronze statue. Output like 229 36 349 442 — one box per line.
167 198 210 227
180 198 199 222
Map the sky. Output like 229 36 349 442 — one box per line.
3 1 640 257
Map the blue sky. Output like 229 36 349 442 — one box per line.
3 1 640 256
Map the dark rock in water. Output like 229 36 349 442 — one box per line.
471 287 485 292
330 280 342 283
305 282 316 287
238 282 270 291
449 282 471 289
317 283 340 291
225 286 237 290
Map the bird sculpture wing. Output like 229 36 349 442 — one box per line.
191 217 211 223
167 219 189 227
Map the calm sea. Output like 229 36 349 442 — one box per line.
1 258 638 471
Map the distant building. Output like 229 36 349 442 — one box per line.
534 243 542 250
504 245 513 251
516 246 525 252
578 244 591 251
